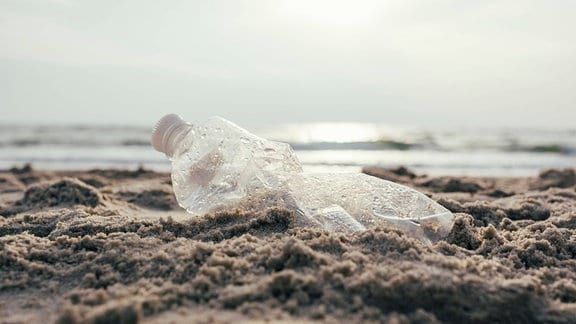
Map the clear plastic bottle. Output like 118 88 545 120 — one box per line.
151 114 454 243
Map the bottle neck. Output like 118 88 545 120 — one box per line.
163 123 193 158
151 114 193 158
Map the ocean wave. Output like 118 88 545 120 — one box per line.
290 140 416 151
1 124 576 155
1 138 575 155
0 138 151 148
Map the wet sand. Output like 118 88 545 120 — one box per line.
1 165 575 323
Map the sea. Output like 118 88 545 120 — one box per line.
1 122 575 177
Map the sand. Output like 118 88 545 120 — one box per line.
1 165 575 323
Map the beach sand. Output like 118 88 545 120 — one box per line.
1 165 575 323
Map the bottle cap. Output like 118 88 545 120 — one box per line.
151 114 190 156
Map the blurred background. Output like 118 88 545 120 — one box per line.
1 0 575 176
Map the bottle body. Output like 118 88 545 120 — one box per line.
155 115 454 243
170 117 301 215
285 173 453 242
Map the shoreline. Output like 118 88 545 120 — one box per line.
1 165 575 323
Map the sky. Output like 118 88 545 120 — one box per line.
1 0 575 128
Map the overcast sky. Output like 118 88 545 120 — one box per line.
1 0 575 127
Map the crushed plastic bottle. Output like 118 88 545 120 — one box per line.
151 114 454 244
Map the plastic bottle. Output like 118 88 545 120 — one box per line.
151 114 454 243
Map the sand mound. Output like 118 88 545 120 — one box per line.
0 177 104 217
362 165 417 184
117 187 177 211
9 164 54 186
87 166 159 180
0 173 25 194
9 163 34 175
532 168 576 190
22 178 103 208
418 177 485 193
438 195 552 226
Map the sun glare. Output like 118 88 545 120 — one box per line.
273 0 386 25
302 123 379 143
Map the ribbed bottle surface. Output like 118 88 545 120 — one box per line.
151 114 191 157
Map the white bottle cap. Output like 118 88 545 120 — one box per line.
151 114 191 157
